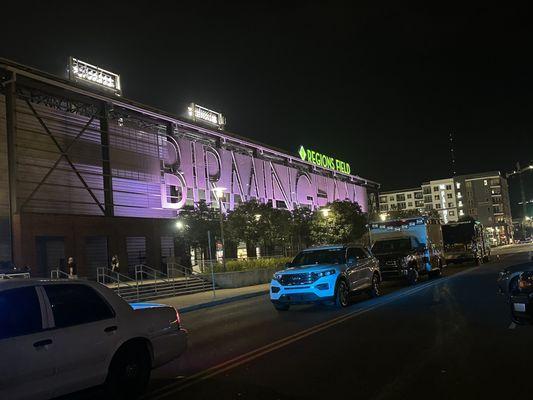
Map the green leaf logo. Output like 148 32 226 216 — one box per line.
298 145 306 161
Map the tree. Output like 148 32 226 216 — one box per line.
369 208 440 222
226 200 293 257
290 207 314 251
310 200 367 245
176 200 220 263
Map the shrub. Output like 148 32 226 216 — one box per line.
211 257 293 273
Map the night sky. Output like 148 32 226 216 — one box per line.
1 2 532 190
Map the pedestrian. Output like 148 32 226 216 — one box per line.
111 254 120 273
67 256 77 279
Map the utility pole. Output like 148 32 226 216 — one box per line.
449 132 457 177
517 162 528 240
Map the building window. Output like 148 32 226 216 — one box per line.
466 181 472 188
414 192 423 199
457 191 462 199
389 196 394 201
396 194 406 201
398 202 407 210
425 204 433 210
447 193 453 199
490 178 500 186
380 204 389 211
448 202 454 208
379 196 388 203
423 187 432 195
456 182 461 189
484 180 488 186
446 184 452 190
436 204 441 209
459 209 465 216
408 202 413 207
415 200 424 207
449 211 455 216
407 194 412 199
433 186 439 192
434 195 440 200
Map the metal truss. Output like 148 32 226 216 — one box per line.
20 100 105 214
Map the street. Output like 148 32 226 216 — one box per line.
126 245 531 400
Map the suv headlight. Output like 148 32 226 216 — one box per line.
273 273 283 281
311 269 336 280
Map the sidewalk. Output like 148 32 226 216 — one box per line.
155 283 270 313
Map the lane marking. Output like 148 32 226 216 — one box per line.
146 268 480 400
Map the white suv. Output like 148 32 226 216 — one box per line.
270 245 381 311
0 279 187 400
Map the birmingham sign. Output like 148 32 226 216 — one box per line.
160 135 367 212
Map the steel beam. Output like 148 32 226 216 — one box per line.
5 72 17 261
100 103 114 217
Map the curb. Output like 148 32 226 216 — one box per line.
179 289 270 314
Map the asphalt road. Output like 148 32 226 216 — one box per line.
141 246 533 400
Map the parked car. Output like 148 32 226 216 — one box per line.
0 279 187 400
498 262 533 324
270 245 381 311
370 217 445 285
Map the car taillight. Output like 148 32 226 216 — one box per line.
518 272 533 292
173 307 181 326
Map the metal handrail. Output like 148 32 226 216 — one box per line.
134 264 176 295
97 267 139 300
0 272 31 279
50 269 70 279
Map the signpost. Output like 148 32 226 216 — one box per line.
298 145 351 174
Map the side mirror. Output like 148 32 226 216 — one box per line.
347 257 357 267
285 262 292 269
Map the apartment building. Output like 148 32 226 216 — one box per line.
378 171 513 245
453 172 512 245
378 188 425 213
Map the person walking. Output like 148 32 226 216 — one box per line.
67 256 77 279
111 254 120 273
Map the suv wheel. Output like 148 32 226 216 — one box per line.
367 273 380 298
335 279 350 308
105 343 151 400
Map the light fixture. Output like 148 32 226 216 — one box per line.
320 208 331 217
254 214 262 221
176 220 185 230
379 213 387 221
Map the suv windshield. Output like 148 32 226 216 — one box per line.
291 249 346 267
372 239 412 254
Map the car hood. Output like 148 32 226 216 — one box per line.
277 264 343 274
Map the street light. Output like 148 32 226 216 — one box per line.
320 207 331 218
175 220 185 230
212 186 227 271
379 213 387 221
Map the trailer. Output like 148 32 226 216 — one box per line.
442 220 491 265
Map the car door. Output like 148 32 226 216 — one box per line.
42 283 122 397
0 285 58 400
346 248 368 290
